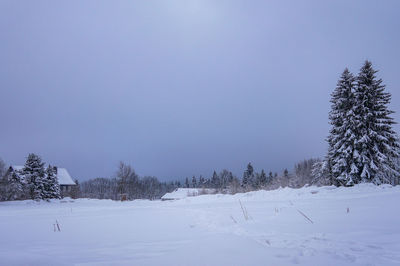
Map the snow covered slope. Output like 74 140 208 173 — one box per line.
0 184 399 265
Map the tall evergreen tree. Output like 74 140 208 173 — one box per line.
282 169 290 187
191 176 197 188
7 169 25 200
0 159 7 201
0 158 5 179
294 158 320 186
227 171 234 184
311 159 332 186
242 163 254 188
256 169 267 188
198 176 205 188
328 68 357 186
219 169 234 189
44 165 61 199
268 171 273 185
22 153 46 200
1 167 25 201
351 61 400 184
211 171 220 189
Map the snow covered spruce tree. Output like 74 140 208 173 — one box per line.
268 171 273 185
5 169 25 200
211 171 221 189
311 159 332 186
282 169 290 187
327 68 357 186
0 158 7 201
191 176 197 188
351 61 400 184
22 153 46 200
44 165 61 199
256 169 267 188
242 162 255 190
324 61 400 186
0 159 25 201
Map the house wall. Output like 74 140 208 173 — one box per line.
60 185 75 197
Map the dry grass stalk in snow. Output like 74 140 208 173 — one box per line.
239 200 249 221
297 209 313 224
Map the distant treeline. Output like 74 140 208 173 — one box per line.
57 159 321 200
79 162 176 200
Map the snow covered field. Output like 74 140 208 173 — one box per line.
1 184 400 266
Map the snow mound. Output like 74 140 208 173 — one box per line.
161 188 215 200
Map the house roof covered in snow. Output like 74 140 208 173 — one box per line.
56 168 76 185
10 165 76 186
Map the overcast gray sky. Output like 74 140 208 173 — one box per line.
1 0 399 181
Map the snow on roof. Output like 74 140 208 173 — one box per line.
11 165 76 186
56 168 76 185
161 188 215 200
